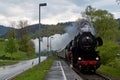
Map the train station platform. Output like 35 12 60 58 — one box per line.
44 60 83 80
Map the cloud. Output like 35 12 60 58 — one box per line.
0 0 120 27
40 0 82 24
91 0 119 12
42 9 81 24
112 12 120 19
0 0 37 26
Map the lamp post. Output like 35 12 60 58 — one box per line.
50 37 54 56
38 3 47 70
50 37 53 51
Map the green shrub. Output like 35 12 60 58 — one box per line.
0 38 5 42
97 41 120 64
98 65 120 79
107 58 120 69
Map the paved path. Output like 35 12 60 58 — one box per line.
0 56 47 80
44 60 83 80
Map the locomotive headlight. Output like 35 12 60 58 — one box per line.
78 57 82 60
86 36 90 39
96 57 99 60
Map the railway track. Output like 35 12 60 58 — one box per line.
58 56 112 80
80 73 110 80
73 68 111 80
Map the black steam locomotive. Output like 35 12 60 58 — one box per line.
64 20 103 72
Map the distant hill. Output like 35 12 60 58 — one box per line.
116 18 120 29
0 25 14 38
0 18 119 39
116 18 120 22
24 23 66 38
0 22 70 39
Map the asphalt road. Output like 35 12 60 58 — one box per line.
0 56 47 80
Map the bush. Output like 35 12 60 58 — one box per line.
107 58 120 69
0 38 5 42
97 41 120 65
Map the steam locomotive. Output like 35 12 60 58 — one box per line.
64 19 103 72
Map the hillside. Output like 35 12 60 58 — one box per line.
0 22 73 39
0 25 13 37
0 19 119 39
116 18 120 29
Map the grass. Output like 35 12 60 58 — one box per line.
0 40 37 66
0 41 36 60
0 60 18 66
97 41 120 79
98 65 120 79
12 57 55 80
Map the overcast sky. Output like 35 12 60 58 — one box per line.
0 0 120 27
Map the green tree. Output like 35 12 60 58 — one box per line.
85 5 119 41
5 30 18 59
85 5 96 21
93 17 119 40
26 41 35 57
34 25 65 38
17 20 35 57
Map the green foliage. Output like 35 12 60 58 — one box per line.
26 41 35 57
0 60 18 66
107 58 120 69
18 34 35 57
0 40 35 60
18 35 30 52
5 39 18 54
85 6 120 41
34 25 65 38
0 38 31 61
85 5 96 21
5 30 18 59
93 9 113 19
98 65 120 79
0 38 4 42
17 20 35 57
8 30 16 39
93 17 119 41
97 41 120 64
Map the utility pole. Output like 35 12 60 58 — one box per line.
38 3 47 70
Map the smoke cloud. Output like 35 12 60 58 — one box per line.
32 19 95 53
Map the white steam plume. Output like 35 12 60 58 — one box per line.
32 18 96 53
